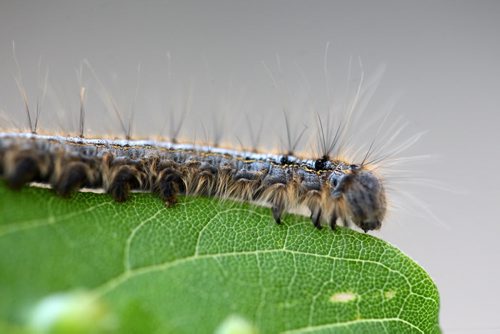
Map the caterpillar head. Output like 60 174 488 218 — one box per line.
329 165 387 232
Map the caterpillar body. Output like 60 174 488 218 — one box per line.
0 131 386 232
0 48 410 233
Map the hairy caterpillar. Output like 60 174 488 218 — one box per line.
0 131 386 232
0 50 418 233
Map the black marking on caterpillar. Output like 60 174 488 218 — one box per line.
0 132 386 233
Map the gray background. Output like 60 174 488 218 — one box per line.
1 1 499 332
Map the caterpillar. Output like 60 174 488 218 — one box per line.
0 131 386 232
0 51 418 233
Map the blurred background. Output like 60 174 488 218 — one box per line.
1 1 499 332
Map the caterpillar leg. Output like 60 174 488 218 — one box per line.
310 206 322 229
6 155 39 189
302 189 323 229
265 183 287 225
3 150 47 190
108 165 141 202
329 212 338 230
54 161 91 197
158 168 185 206
271 202 284 225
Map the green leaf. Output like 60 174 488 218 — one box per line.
0 183 440 333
